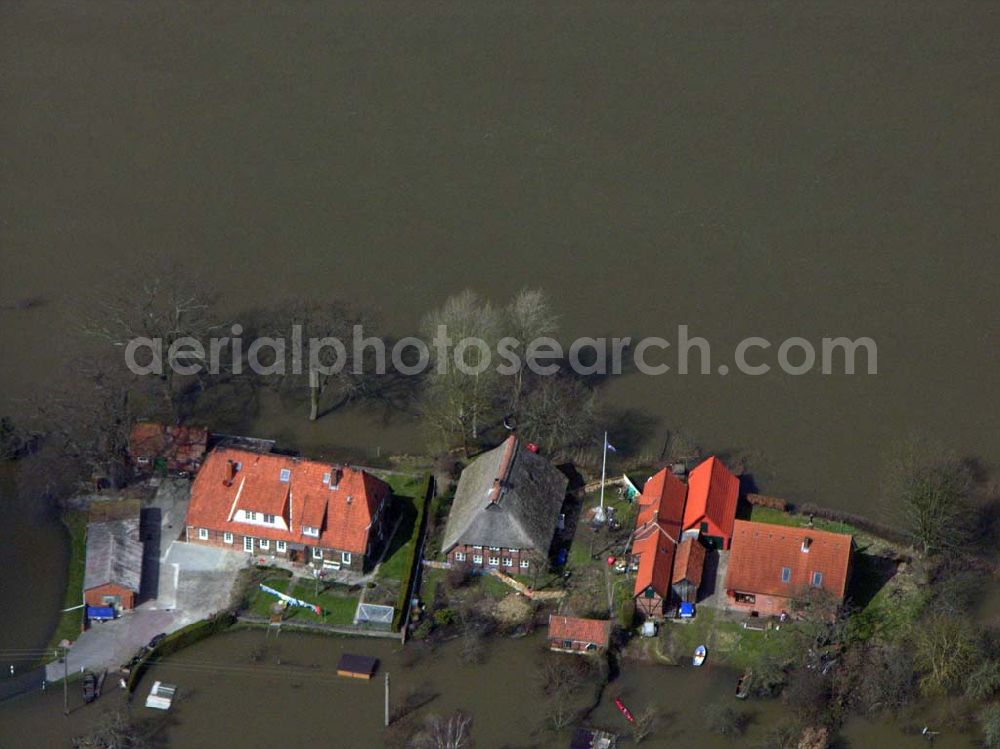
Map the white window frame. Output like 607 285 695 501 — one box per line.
259 538 270 550
312 547 323 560
279 468 291 482
502 558 513 567
508 547 519 553
341 551 351 565
488 556 499 566
520 559 530 569
276 540 286 552
264 514 275 524
455 551 466 562
472 545 483 550
489 546 501 552
473 554 483 564
198 528 208 540
811 571 823 588
246 511 257 521
244 536 254 553
223 532 234 544
303 526 319 538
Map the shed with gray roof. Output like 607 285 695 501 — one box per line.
84 517 144 610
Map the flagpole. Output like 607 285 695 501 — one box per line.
598 431 608 522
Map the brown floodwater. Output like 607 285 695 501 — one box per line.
0 0 997 739
0 628 980 748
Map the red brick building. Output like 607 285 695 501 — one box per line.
724 520 854 617
184 448 392 572
548 615 612 654
128 422 208 475
682 456 740 550
442 436 568 574
631 468 687 619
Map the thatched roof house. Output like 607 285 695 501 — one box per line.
442 436 568 565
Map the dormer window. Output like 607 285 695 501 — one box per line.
801 537 812 553
323 472 331 484
303 526 320 537
279 468 291 483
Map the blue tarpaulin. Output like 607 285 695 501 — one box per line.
86 605 115 621
679 602 695 618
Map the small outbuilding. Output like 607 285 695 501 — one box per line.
84 518 144 611
671 537 707 604
548 615 612 654
336 653 379 680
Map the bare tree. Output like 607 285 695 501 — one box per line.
412 712 473 749
631 704 658 743
74 707 150 749
913 612 980 695
421 290 502 453
503 288 558 409
882 437 973 556
517 375 599 456
79 262 224 417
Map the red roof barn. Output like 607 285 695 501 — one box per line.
682 457 740 550
631 468 687 619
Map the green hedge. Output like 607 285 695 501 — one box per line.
394 476 434 631
126 611 236 692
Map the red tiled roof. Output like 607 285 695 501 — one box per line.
631 468 687 598
724 520 853 600
548 615 612 646
683 457 739 538
186 448 391 554
672 537 706 586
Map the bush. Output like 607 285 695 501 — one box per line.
617 597 636 630
433 608 457 628
967 660 1000 701
982 704 1000 749
703 702 750 736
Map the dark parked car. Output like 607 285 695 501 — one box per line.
147 633 167 650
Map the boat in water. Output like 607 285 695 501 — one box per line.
613 696 635 723
692 645 707 667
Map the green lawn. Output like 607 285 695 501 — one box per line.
376 473 429 583
247 572 360 627
47 510 88 651
748 505 860 537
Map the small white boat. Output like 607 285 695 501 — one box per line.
692 645 707 667
145 680 177 710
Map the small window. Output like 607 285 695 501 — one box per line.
312 547 323 560
811 571 823 588
473 554 483 564
455 552 466 562
322 472 331 484
223 532 234 544
473 545 483 550
508 547 519 553
489 546 501 552
781 567 791 583
264 514 275 524
520 559 530 569
246 511 256 521
341 551 352 565
279 468 291 483
303 526 319 538
488 556 499 566
502 558 513 567
276 540 286 552
198 528 209 540
259 538 270 550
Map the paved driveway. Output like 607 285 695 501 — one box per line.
47 480 248 681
